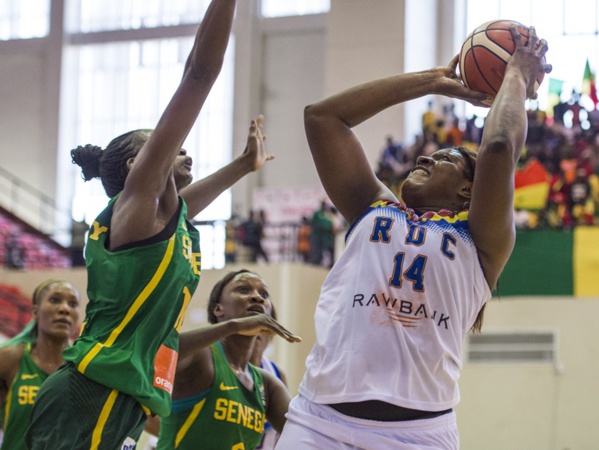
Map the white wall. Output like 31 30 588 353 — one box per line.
458 298 599 450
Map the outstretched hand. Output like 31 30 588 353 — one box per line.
235 313 302 343
243 115 275 172
507 25 552 100
435 55 493 107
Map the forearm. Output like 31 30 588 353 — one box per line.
306 69 441 128
184 0 237 80
178 320 240 359
180 154 255 218
480 71 528 162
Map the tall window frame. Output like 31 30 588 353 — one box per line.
260 0 330 18
0 0 50 40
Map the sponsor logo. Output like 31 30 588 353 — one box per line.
353 293 451 329
121 437 136 450
21 374 39 380
220 382 238 391
154 376 173 393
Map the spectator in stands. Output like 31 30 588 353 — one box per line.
0 280 80 450
464 114 483 145
309 201 334 268
225 214 240 264
421 101 436 135
239 210 269 263
569 167 594 225
296 216 311 263
69 219 89 267
5 232 24 270
446 118 464 147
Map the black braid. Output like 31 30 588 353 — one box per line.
71 129 152 198
71 144 102 181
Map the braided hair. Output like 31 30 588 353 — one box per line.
71 129 152 198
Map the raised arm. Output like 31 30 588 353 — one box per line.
468 26 551 289
304 60 489 225
112 0 237 246
178 314 300 360
180 116 274 218
172 315 300 400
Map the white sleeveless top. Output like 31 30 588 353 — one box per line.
299 201 492 411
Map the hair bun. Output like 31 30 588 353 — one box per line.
71 144 103 181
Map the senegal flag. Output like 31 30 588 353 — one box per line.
514 159 550 211
582 59 598 106
499 228 599 297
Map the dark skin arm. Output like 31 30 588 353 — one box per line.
110 0 238 249
144 415 161 437
304 57 489 226
173 315 300 400
468 26 551 289
0 345 24 415
262 370 291 433
180 116 274 218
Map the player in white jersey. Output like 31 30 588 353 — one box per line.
276 26 551 449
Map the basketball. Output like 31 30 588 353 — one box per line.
458 20 545 99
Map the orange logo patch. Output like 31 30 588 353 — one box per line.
153 344 178 394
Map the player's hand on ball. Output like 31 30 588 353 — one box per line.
435 55 493 108
507 25 552 100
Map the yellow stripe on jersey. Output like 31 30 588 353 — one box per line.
91 388 119 450
420 210 469 223
175 398 207 448
78 234 176 374
370 200 469 223
3 380 12 428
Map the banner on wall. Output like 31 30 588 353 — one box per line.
499 228 599 297
252 185 329 223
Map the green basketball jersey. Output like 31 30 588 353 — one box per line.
0 320 37 435
157 342 266 450
1 343 48 450
62 196 201 417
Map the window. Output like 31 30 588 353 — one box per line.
260 0 330 18
60 11 235 269
0 0 50 40
66 0 211 33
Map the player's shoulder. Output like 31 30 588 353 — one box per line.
0 343 26 377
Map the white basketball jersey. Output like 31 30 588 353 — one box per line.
299 201 492 411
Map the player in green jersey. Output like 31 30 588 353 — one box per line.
27 1 273 449
0 280 80 450
153 269 300 450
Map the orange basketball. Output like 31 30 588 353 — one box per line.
458 20 545 99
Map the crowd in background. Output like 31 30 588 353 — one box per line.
376 93 599 230
222 92 599 267
6 92 597 272
225 202 346 268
